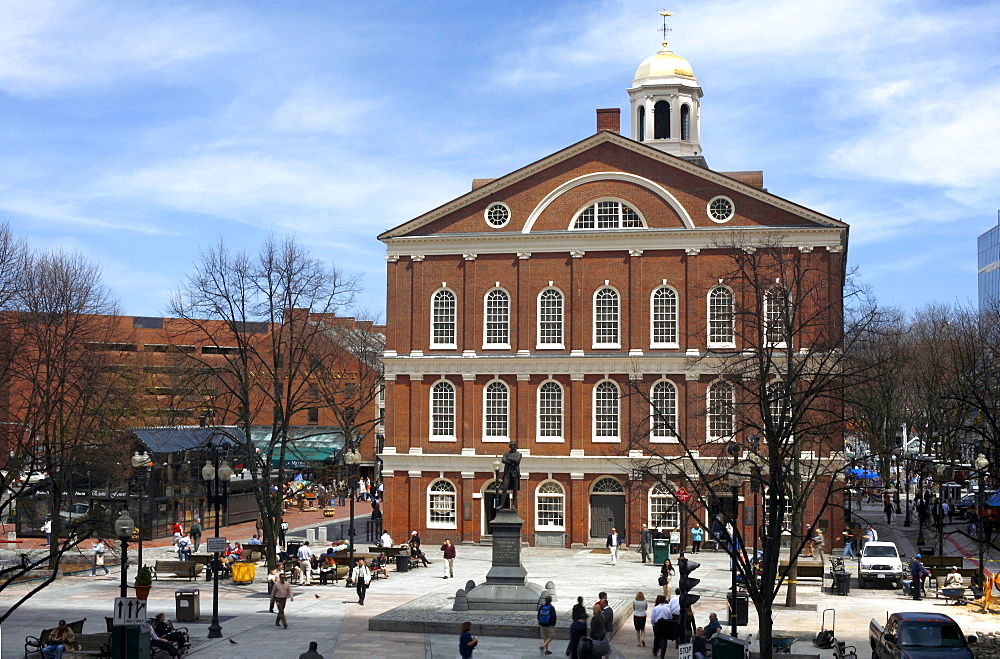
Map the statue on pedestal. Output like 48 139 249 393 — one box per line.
500 441 521 509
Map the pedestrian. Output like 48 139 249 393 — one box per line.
691 525 704 553
804 527 815 557
640 524 653 563
633 591 648 647
571 595 586 621
812 528 825 562
177 533 192 561
189 518 202 552
297 541 312 585
566 608 588 659
267 569 282 612
272 573 293 628
693 627 709 659
459 621 478 658
704 612 722 638
537 594 557 654
884 498 894 525
41 620 74 659
298 641 324 659
441 538 456 578
42 516 52 546
864 524 878 547
352 557 372 605
942 501 951 524
279 519 288 547
596 591 613 629
606 527 621 565
841 525 855 558
650 594 670 659
659 558 674 597
91 540 109 576
911 554 930 600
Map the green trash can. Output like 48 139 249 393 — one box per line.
111 624 150 658
652 539 671 564
712 633 746 659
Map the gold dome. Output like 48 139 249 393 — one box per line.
634 45 694 79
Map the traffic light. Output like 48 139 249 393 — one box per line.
678 556 701 608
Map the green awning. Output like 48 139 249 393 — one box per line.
247 426 346 468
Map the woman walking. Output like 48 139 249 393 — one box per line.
633 591 648 647
659 558 675 597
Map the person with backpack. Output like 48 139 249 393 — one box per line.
565 608 588 659
537 594 557 654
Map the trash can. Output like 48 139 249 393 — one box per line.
175 588 201 621
712 633 746 659
652 539 671 564
231 562 255 584
726 591 749 626
396 554 410 572
286 541 302 557
918 545 934 557
834 570 851 595
112 624 151 657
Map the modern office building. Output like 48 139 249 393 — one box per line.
979 222 1000 309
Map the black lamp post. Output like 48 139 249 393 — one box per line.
343 443 361 587
975 453 990 590
726 472 742 637
113 509 134 659
201 446 233 639
130 451 151 569
916 464 926 546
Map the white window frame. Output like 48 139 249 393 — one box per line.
536 287 565 350
650 379 679 443
427 479 457 529
483 288 511 349
650 286 679 349
430 379 457 442
707 285 735 348
593 379 620 442
764 287 790 349
767 380 794 443
762 489 794 534
649 483 681 530
707 379 734 442
482 379 509 443
430 288 458 349
535 480 566 530
570 198 647 230
536 380 564 443
592 286 621 349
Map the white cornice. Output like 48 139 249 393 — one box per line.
383 353 714 378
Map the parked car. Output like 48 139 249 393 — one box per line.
15 471 48 485
859 541 904 588
870 612 975 659
59 503 90 521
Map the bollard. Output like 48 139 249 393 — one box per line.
317 528 327 544
545 581 557 601
7 532 16 550
306 528 316 544
453 589 469 611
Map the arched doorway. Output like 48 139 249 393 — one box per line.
590 477 625 539
481 480 502 538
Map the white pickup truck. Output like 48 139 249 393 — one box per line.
859 541 904 588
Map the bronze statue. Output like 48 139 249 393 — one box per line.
500 441 521 509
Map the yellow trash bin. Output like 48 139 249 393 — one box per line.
231 562 255 584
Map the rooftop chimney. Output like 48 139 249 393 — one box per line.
596 108 620 133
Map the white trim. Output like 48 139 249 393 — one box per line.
522 171 694 232
592 285 621 349
569 197 648 231
426 478 458 529
534 479 566 531
429 378 457 442
649 378 680 444
430 287 458 350
707 285 735 349
707 195 735 223
706 378 735 443
482 287 512 350
648 482 681 530
650 285 680 349
592 379 621 443
536 286 566 350
589 475 625 495
484 202 511 228
536 379 565 443
482 378 510 443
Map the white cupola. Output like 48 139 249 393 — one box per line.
628 12 706 167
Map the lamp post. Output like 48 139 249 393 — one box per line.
130 451 151 569
726 471 742 637
343 443 361 587
113 509 134 659
975 453 989 591
201 446 233 639
916 463 926 546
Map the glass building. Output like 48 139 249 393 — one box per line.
980 224 1000 309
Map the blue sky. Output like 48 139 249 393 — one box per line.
1 0 998 319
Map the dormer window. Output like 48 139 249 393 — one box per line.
572 200 645 230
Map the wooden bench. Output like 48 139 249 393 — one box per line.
25 618 87 657
65 632 111 657
152 560 203 581
243 546 265 563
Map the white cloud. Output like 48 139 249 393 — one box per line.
0 196 175 235
271 84 375 136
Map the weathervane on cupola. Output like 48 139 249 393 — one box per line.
627 8 708 168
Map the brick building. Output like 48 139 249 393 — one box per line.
379 37 848 548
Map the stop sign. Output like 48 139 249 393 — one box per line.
674 487 691 503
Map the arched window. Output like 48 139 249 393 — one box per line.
572 200 644 230
681 104 690 141
536 481 565 529
593 287 620 347
592 476 624 493
638 106 646 141
654 100 671 139
431 380 456 440
594 380 620 441
767 381 793 441
765 287 790 347
431 289 457 347
707 380 734 441
483 380 509 441
484 289 510 348
649 483 681 529
427 479 457 528
708 286 735 347
537 288 564 348
650 380 678 440
651 286 678 347
537 380 563 441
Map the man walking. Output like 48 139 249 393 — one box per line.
640 524 653 563
297 541 313 586
279 519 288 547
884 497 894 525
272 573 293 628
298 641 324 659
537 594 557 655
864 524 878 548
841 525 855 558
91 540 109 576
353 557 372 605
189 518 202 552
42 516 52 547
441 538 456 578
606 527 621 565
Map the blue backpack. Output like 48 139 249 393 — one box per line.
538 604 555 626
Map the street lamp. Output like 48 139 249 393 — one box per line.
726 470 742 637
130 451 151 569
115 509 134 598
201 448 233 639
343 444 361 587
975 453 990 591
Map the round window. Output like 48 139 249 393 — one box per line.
485 203 511 227
708 196 735 223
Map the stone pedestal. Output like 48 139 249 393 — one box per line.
466 508 547 610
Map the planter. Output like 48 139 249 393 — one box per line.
323 508 337 517
133 584 151 600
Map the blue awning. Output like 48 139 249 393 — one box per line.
132 426 246 453
985 490 1000 507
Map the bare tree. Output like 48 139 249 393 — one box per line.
168 236 359 570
